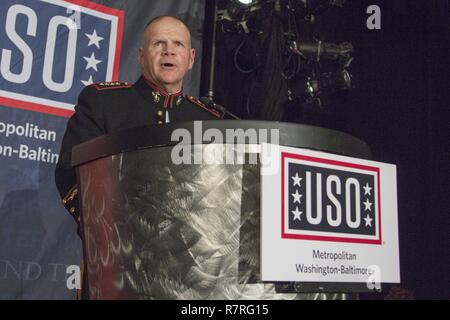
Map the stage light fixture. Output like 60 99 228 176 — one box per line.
218 0 262 34
228 0 257 21
237 0 255 4
289 40 353 66
295 0 346 17
305 68 352 99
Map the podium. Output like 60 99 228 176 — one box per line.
72 120 371 300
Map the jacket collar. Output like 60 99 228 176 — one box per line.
135 76 183 108
143 76 183 96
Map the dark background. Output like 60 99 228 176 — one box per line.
202 0 449 299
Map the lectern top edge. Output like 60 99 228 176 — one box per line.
72 120 371 167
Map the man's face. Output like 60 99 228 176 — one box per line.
138 17 195 94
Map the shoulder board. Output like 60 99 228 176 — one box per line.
185 95 222 118
92 81 132 91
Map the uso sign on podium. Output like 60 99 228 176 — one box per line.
261 144 400 289
72 120 398 299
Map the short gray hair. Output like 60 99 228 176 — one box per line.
141 15 192 47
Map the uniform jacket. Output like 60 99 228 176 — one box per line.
55 76 222 228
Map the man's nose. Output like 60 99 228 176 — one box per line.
162 43 175 55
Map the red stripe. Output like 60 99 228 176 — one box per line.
0 97 74 118
63 0 124 16
282 233 382 244
281 152 286 238
112 8 124 81
186 96 221 118
63 0 124 81
200 105 221 118
281 152 380 172
377 169 382 244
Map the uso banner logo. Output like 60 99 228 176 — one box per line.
0 0 124 117
281 152 382 245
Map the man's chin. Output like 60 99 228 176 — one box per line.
158 79 183 93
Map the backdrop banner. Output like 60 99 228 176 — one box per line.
0 0 205 299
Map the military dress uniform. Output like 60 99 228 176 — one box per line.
55 76 222 230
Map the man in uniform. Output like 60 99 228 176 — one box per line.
55 15 222 231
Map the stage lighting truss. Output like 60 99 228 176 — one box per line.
217 0 354 110
289 0 346 20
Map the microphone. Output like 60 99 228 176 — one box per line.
200 97 240 120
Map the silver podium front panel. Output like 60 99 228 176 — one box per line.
79 144 348 300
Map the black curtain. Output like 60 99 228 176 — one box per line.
206 0 450 299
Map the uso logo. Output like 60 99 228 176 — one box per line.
281 152 382 245
0 0 124 117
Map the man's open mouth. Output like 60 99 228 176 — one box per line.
162 63 176 68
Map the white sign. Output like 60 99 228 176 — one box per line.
260 144 400 285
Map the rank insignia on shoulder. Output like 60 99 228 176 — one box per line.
185 95 222 118
93 81 132 90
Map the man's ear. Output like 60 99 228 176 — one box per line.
188 48 196 70
138 47 144 66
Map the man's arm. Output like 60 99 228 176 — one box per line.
55 85 106 227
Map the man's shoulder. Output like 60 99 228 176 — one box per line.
90 81 133 91
80 81 133 95
183 95 222 119
78 81 135 103
75 81 139 115
82 81 134 94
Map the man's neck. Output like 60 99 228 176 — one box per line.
143 76 182 95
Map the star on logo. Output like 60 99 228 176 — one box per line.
363 183 372 196
292 173 303 187
292 207 303 221
85 30 104 49
291 189 303 204
81 75 94 86
83 52 102 71
363 198 373 211
364 214 373 227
